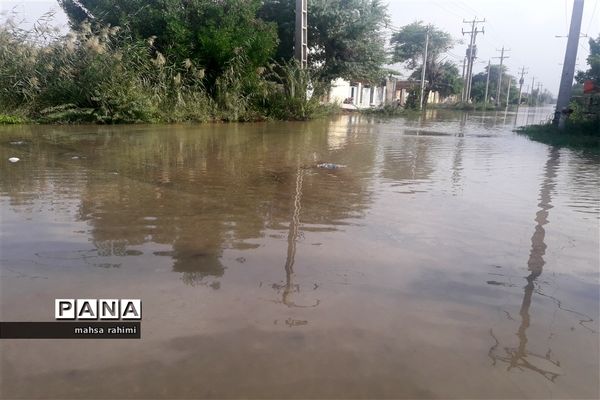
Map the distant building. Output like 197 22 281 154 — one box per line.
328 78 387 109
327 77 443 109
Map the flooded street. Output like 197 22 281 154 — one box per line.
1 107 598 398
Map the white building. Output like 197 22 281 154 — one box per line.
328 78 387 110
328 77 441 109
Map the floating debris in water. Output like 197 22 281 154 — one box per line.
9 141 25 145
71 156 80 160
8 157 20 163
316 162 346 170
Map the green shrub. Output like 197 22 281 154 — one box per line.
0 15 213 123
0 114 25 124
262 59 325 120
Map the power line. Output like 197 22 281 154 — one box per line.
586 0 599 35
452 0 479 17
565 0 569 32
431 0 464 19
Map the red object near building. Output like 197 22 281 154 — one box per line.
583 80 598 94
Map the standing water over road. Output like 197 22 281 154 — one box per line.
1 107 598 399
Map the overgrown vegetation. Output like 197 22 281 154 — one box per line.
0 15 216 123
0 1 392 124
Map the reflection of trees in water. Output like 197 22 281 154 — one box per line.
1 122 375 286
488 147 563 381
0 127 88 207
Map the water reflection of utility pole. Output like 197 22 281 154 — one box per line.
459 111 468 135
489 147 561 381
272 166 319 308
451 137 465 195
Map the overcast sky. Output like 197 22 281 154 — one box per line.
2 0 599 95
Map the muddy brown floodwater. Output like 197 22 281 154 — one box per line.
0 107 598 399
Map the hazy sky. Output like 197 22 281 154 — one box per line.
2 0 599 95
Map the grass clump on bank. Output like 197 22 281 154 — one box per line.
0 114 26 124
516 99 599 150
516 120 599 150
360 104 416 117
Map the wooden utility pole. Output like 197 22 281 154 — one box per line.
462 18 485 102
553 0 585 128
295 0 308 68
419 29 429 110
517 66 528 107
493 46 510 106
506 76 512 106
529 76 535 106
484 59 491 105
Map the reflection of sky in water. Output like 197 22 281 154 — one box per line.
0 108 598 399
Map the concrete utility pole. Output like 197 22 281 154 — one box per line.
529 76 535 106
484 59 491 105
295 0 308 68
553 0 585 128
493 46 510 106
506 76 512 106
536 82 543 105
517 66 528 107
462 18 485 102
420 29 429 110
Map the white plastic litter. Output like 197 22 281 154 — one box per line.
8 157 20 163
